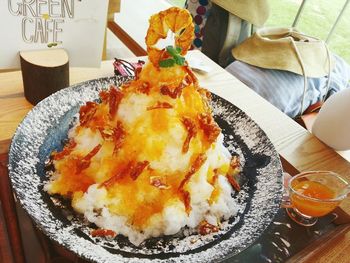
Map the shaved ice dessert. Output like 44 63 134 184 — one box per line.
44 7 241 246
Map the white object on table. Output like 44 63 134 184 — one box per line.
186 55 212 74
312 88 350 151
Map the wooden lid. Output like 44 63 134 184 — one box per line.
20 49 69 67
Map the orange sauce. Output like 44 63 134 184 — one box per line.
208 187 221 205
151 109 169 132
291 180 339 217
182 85 204 114
51 157 95 195
107 170 182 229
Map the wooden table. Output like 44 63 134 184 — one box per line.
1 50 350 262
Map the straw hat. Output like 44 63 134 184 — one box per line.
232 27 334 77
212 0 270 27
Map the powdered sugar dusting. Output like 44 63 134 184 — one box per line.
8 77 283 262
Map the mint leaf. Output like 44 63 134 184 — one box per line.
159 58 175 68
160 46 185 67
166 46 179 57
173 55 185 66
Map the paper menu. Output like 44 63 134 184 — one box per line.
0 0 109 69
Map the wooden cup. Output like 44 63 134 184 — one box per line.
20 49 69 105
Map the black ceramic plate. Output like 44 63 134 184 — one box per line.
9 76 283 263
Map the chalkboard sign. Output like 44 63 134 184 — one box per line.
0 0 109 69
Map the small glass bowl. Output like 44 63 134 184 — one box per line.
283 171 349 226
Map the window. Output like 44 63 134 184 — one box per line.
267 0 350 63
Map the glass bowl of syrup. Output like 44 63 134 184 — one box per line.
285 171 349 226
